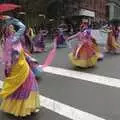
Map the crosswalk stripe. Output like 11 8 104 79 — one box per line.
40 95 105 120
0 80 105 120
43 66 120 88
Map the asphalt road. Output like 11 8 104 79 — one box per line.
1 46 120 120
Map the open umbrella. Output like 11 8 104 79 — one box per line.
0 3 20 13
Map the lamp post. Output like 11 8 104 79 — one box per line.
62 0 65 16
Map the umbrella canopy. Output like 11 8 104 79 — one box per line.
0 3 20 13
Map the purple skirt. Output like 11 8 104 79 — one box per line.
8 70 38 100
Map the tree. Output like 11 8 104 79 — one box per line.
46 0 69 18
46 0 63 18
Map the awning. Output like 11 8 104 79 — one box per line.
79 9 95 17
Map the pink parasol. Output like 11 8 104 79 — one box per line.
0 3 20 13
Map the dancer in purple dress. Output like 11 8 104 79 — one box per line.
33 29 48 52
0 16 40 117
54 29 66 48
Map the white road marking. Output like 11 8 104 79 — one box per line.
43 66 120 88
40 95 105 120
0 80 105 120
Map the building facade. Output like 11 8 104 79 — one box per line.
80 0 106 21
64 0 107 23
79 0 107 22
107 0 120 20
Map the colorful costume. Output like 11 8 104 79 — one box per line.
0 18 40 117
68 30 99 68
55 29 66 48
33 30 48 52
91 37 104 60
106 29 120 53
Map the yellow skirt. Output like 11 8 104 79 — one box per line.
107 36 120 52
0 50 40 117
0 91 40 117
96 52 104 60
92 42 103 60
69 53 98 68
112 40 120 49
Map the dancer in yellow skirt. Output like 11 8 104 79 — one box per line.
67 29 99 68
106 25 120 53
0 16 40 117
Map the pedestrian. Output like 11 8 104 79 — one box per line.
0 16 40 117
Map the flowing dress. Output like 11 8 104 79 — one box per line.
33 30 48 52
91 37 104 60
68 31 98 68
56 31 66 48
0 18 40 117
106 30 120 53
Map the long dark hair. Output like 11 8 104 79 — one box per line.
24 28 33 52
1 25 10 46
